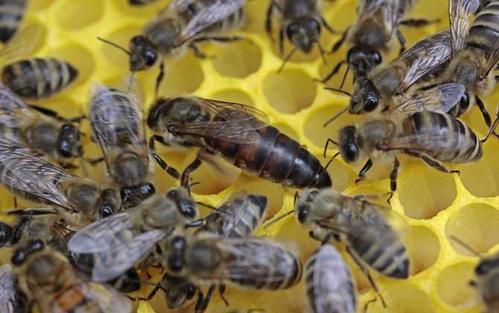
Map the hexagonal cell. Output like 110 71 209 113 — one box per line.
446 203 499 256
155 55 204 97
48 44 95 87
100 25 141 67
436 262 477 310
403 226 440 275
56 0 104 30
368 282 435 313
211 40 262 78
262 69 317 114
460 140 499 198
398 163 456 219
209 89 254 106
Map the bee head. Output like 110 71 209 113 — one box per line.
58 123 82 158
351 77 380 113
295 188 321 225
475 257 499 276
11 239 45 266
148 97 202 132
161 274 196 309
286 16 321 53
129 35 158 72
120 182 156 208
97 188 120 218
166 187 198 220
338 125 360 163
347 46 382 78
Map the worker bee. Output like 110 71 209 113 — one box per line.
305 244 357 313
0 0 27 44
0 85 83 167
265 0 337 70
11 239 132 313
67 187 200 283
0 139 121 225
0 264 29 313
322 0 437 83
147 96 332 189
334 110 482 195
129 0 158 5
1 57 79 99
295 188 409 280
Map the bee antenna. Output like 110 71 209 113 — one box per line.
323 107 348 127
339 65 350 90
323 151 340 171
449 235 482 257
317 42 328 65
324 87 352 97
97 37 131 56
277 46 299 73
263 210 294 229
481 103 499 142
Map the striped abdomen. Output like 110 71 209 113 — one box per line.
466 0 499 59
0 0 26 43
348 222 409 278
401 111 482 163
222 194 267 238
208 125 332 188
305 244 357 313
1 58 78 99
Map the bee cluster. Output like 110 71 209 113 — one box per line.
0 0 497 313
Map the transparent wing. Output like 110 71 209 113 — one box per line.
175 0 245 45
449 0 479 54
68 212 135 253
0 24 44 65
389 83 466 114
169 0 198 11
0 265 18 313
0 84 35 130
91 230 165 282
358 0 399 34
480 40 499 79
86 282 133 313
399 30 452 92
176 97 269 143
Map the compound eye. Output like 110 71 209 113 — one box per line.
100 206 114 218
373 51 382 64
297 206 309 224
144 50 157 66
364 94 378 112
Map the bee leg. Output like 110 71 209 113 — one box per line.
195 285 215 313
475 96 492 128
386 158 400 203
355 159 373 184
279 24 285 56
346 246 387 308
405 150 460 175
28 104 85 123
132 283 163 301
193 36 243 44
181 157 203 193
398 18 440 27
395 30 406 54
85 157 104 166
317 60 347 83
363 297 378 313
154 61 165 99
188 43 212 59
218 284 230 306
320 16 340 34
331 28 349 53
149 136 180 179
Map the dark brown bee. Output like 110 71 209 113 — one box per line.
0 264 29 313
0 85 83 167
129 0 157 5
336 110 482 195
305 244 357 313
265 0 337 70
1 57 78 99
0 0 27 44
11 240 132 313
0 139 121 225
147 96 332 189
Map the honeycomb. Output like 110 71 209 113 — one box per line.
2 0 498 313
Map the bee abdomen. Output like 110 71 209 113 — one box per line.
1 57 78 99
0 0 26 43
467 1 499 49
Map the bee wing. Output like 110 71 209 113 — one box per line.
480 40 499 79
0 265 19 313
0 24 44 65
68 212 135 253
85 282 133 313
357 0 400 34
91 230 166 282
0 139 81 211
0 85 34 130
449 0 479 54
168 0 198 11
174 0 245 45
175 97 269 143
399 30 452 92
389 83 466 114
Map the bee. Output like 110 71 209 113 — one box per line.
67 187 200 283
147 96 332 189
1 57 79 99
0 0 27 44
0 264 29 313
305 244 357 313
10 239 132 313
334 110 482 195
265 0 337 70
89 84 178 207
161 235 302 312
129 0 158 5
0 139 121 224
0 84 83 167
295 188 409 280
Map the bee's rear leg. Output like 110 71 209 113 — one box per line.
154 62 165 99
386 157 400 203
149 136 180 179
405 150 460 175
195 285 215 313
181 157 203 193
218 284 229 306
475 95 492 128
188 43 212 59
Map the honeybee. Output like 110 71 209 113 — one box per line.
295 188 409 280
305 244 357 313
0 139 121 224
129 0 158 5
0 264 29 313
0 85 83 167
322 0 436 83
265 0 337 70
1 57 79 99
0 0 27 44
11 239 132 313
335 110 482 194
67 187 200 282
147 96 332 189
